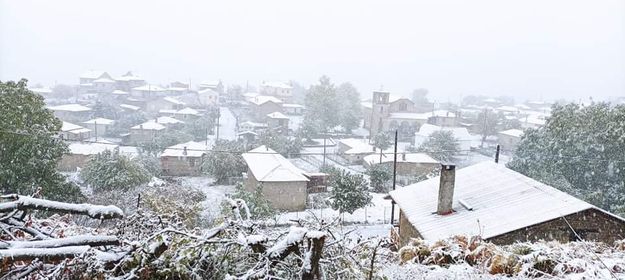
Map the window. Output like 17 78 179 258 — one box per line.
399 103 407 111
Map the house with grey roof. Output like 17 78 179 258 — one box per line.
389 162 625 246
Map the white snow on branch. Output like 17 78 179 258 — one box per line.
0 195 123 219
266 226 307 259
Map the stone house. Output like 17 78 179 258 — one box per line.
249 95 283 121
131 84 167 98
266 112 289 134
259 81 293 102
239 121 268 133
160 141 209 176
497 129 524 153
363 152 439 179
48 104 92 122
79 70 113 93
388 162 625 247
129 121 166 144
338 138 375 164
82 118 114 138
198 80 224 94
146 96 186 113
60 121 91 141
57 142 118 171
114 71 146 92
197 89 220 106
242 146 309 211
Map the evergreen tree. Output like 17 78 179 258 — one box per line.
417 130 460 162
366 164 392 193
201 140 246 184
335 82 362 132
80 149 151 192
0 79 82 201
475 109 499 147
329 170 372 214
508 103 625 215
303 76 339 133
228 183 277 219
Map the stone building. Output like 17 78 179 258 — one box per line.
248 95 283 121
160 141 209 176
82 118 115 137
266 112 289 135
58 142 118 171
388 162 625 247
242 146 309 211
259 81 293 102
497 129 524 153
337 138 375 164
365 91 427 140
48 104 92 123
60 121 91 141
363 152 438 181
129 121 166 144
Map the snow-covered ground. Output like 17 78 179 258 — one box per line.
217 106 237 141
172 176 236 221
276 192 398 226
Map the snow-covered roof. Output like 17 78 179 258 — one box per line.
267 112 289 119
167 87 188 92
361 101 373 109
249 95 283 105
80 70 108 79
176 107 200 116
389 162 602 241
160 141 209 158
415 124 471 140
498 129 524 138
83 118 114 125
388 112 429 120
339 138 375 155
163 97 185 105
429 110 456 118
154 116 184 124
131 121 166 131
112 90 128 95
389 94 410 103
68 142 118 155
61 122 91 134
93 78 115 83
120 104 140 111
242 146 309 182
115 71 144 81
48 104 91 112
261 81 292 89
240 121 268 128
243 92 259 99
132 85 166 92
495 106 520 113
363 153 438 166
198 88 219 95
283 103 304 108
521 115 547 126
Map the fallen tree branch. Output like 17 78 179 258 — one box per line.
0 195 124 219
0 234 119 249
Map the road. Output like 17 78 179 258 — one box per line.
217 107 237 141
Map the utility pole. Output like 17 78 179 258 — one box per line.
322 131 327 168
215 107 221 141
495 144 500 163
390 130 398 225
94 120 98 141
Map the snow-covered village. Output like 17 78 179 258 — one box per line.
1 1 625 279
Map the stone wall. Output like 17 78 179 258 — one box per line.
161 156 201 176
487 208 625 245
398 209 423 246
245 170 307 211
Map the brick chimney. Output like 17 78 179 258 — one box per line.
437 164 456 215
183 146 188 156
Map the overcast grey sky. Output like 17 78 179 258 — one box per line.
1 0 624 102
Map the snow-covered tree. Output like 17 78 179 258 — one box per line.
0 79 82 202
329 169 372 214
226 183 277 220
475 108 499 147
201 139 246 183
258 129 302 157
367 163 392 193
508 103 625 215
417 130 460 163
373 132 392 163
335 82 362 132
303 76 339 134
80 149 151 192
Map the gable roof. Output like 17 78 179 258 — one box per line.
61 122 91 134
83 118 115 125
163 96 185 105
363 153 438 166
80 70 108 79
388 162 608 241
160 141 209 158
242 146 309 182
131 121 166 131
68 142 118 155
120 104 140 111
250 95 283 105
498 129 524 138
48 104 91 112
132 85 166 92
267 112 289 119
154 116 184 124
338 138 375 155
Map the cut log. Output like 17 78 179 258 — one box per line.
0 195 123 219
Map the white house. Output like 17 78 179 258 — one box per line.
61 121 92 141
82 118 115 137
260 81 293 102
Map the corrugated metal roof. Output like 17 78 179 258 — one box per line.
389 162 598 240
